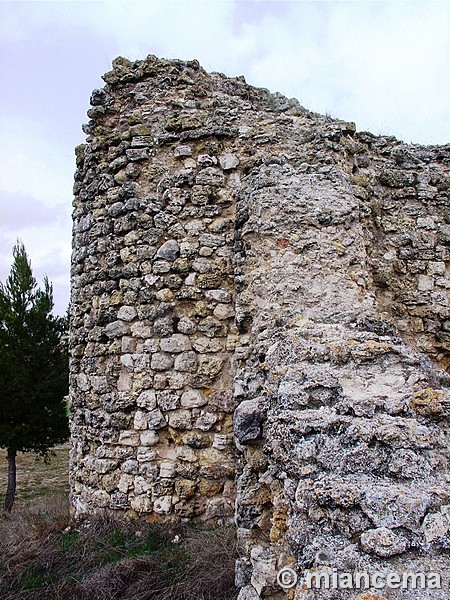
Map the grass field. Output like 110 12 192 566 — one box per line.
0 444 70 504
0 444 237 599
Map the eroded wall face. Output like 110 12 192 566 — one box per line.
70 58 243 521
234 163 450 600
71 56 450 598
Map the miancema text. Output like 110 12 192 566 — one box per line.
303 569 441 590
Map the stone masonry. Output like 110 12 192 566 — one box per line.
70 55 450 598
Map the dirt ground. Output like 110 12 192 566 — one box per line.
0 444 70 505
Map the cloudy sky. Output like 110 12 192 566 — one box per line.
0 0 448 315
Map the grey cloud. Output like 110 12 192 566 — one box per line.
0 192 69 229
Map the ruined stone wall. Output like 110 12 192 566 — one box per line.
70 55 450 598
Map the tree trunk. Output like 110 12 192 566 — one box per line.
4 448 17 512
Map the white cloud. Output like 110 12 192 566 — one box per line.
0 116 72 315
0 116 75 208
0 0 448 314
0 222 71 317
234 1 449 144
2 1 447 142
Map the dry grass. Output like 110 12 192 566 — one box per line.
0 444 237 599
0 494 237 600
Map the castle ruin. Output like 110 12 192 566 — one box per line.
70 55 450 598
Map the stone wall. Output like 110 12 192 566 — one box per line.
70 55 450 598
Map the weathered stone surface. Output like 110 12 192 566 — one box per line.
234 400 262 443
136 389 157 410
150 352 174 371
71 55 450 599
180 388 207 408
160 334 192 353
104 320 130 338
156 239 180 261
219 153 239 170
146 409 167 430
360 527 408 557
140 430 159 446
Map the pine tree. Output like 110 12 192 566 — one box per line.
0 242 68 511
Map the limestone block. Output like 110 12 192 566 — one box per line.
130 495 152 513
118 430 140 446
194 412 218 431
132 321 152 339
174 145 192 157
156 239 180 261
137 447 156 462
213 434 233 450
134 475 151 495
117 372 132 391
155 288 174 302
146 409 167 430
167 409 192 430
166 371 190 389
205 288 232 303
76 373 89 391
197 355 225 377
121 336 137 353
117 305 138 321
156 391 180 410
361 484 431 529
120 354 134 369
410 388 450 418
234 399 262 443
219 153 240 170
91 376 108 393
150 352 174 371
236 585 260 600
174 351 198 372
109 492 129 510
140 430 159 446
133 410 148 430
153 495 172 515
418 274 434 291
213 303 235 320
118 473 134 493
193 337 225 352
104 320 130 338
360 527 407 557
197 154 217 166
175 478 197 499
153 317 175 336
423 506 450 542
92 490 111 508
159 461 176 478
122 459 139 474
94 459 118 474
250 545 277 596
177 316 197 334
195 167 224 186
181 388 207 408
136 389 157 410
153 260 171 274
160 334 192 353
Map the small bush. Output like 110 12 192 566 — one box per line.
0 494 237 600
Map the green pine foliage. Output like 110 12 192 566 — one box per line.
0 242 68 509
